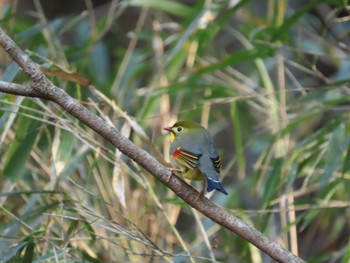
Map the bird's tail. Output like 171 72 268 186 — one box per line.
206 176 228 195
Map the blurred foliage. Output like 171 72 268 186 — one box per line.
0 0 350 262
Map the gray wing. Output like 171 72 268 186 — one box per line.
172 129 221 173
202 129 221 174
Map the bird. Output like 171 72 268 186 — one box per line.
163 120 228 197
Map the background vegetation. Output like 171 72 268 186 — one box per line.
0 0 349 262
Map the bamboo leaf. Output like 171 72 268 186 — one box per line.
321 124 350 188
127 0 195 18
2 100 42 180
23 240 35 263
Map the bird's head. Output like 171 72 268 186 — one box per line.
163 120 202 142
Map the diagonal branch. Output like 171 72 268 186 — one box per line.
0 26 304 263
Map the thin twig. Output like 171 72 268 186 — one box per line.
0 80 49 99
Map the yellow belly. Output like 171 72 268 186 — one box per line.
182 168 205 181
170 156 204 181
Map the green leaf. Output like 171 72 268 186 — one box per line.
261 158 284 206
271 0 335 42
300 209 320 231
321 124 350 188
52 126 79 179
2 100 42 180
190 46 274 81
83 221 97 243
285 163 299 191
0 190 62 198
231 102 245 178
80 251 100 263
342 144 350 175
197 0 252 53
2 62 21 82
59 148 89 180
127 0 195 18
29 249 65 262
64 220 79 244
23 241 35 263
0 241 27 262
342 123 350 175
342 240 350 263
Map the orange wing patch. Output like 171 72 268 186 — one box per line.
172 147 201 169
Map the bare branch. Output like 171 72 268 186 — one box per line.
0 80 49 99
0 26 305 263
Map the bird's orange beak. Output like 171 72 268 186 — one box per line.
163 126 172 132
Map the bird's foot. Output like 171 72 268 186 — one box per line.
194 189 205 202
165 167 181 183
169 167 183 173
194 180 206 202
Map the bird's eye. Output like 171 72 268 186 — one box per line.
177 127 182 132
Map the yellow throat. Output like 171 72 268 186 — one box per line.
170 132 175 142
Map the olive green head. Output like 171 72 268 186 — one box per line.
163 120 203 141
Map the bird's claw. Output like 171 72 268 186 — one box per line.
165 167 181 183
194 189 205 202
168 167 183 173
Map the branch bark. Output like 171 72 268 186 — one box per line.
0 27 305 263
0 80 49 98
